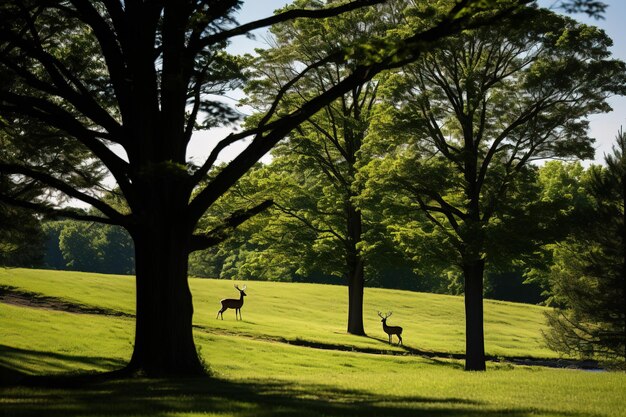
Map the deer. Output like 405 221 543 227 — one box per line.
216 284 247 320
378 311 403 345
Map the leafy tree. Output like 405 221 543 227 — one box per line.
242 0 398 335
58 222 103 271
0 204 44 267
359 9 625 370
56 221 134 274
0 0 548 376
0 119 79 268
542 131 626 362
39 219 135 274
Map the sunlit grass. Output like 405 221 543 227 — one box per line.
1 268 554 358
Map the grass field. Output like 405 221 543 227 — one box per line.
1 268 625 417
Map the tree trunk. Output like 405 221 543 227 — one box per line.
346 200 365 335
463 259 486 371
125 212 205 377
347 259 365 335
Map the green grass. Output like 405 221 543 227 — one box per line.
1 268 625 417
0 268 553 358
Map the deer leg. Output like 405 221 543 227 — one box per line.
238 309 242 321
397 334 403 345
388 334 392 344
217 307 225 320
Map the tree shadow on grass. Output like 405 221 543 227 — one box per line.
365 336 466 368
0 374 595 417
0 344 126 385
0 348 595 417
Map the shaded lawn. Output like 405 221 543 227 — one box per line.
2 345 625 417
0 374 526 417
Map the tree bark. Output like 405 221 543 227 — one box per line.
125 202 205 377
347 259 365 335
346 200 365 336
463 259 486 371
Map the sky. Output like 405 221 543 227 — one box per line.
538 0 626 162
187 0 626 166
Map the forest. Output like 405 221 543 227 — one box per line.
0 0 625 378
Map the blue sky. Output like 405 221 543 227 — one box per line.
541 0 626 161
189 1 626 165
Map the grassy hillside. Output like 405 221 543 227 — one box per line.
0 268 553 358
1 268 625 417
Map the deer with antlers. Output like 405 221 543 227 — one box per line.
216 284 247 320
378 311 403 345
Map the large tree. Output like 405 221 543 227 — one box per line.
360 9 625 370
0 0 529 376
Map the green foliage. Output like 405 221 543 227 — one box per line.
359 7 624 279
42 220 134 275
0 206 44 268
238 0 389 284
540 132 626 362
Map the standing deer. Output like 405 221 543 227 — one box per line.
216 284 247 320
378 311 403 345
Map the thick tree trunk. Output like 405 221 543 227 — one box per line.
126 213 205 377
346 200 365 335
347 260 365 335
463 259 486 371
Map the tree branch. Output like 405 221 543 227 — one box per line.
195 0 386 50
0 194 124 226
272 200 347 244
65 0 130 122
188 0 532 224
189 199 273 252
0 11 123 138
0 162 127 225
0 92 132 193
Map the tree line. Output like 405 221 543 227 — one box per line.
1 0 624 375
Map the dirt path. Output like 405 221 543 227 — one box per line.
0 285 133 317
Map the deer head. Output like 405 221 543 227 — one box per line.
377 311 392 322
235 284 247 297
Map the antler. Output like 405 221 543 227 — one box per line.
378 311 392 319
234 284 247 291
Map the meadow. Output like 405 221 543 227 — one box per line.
1 268 625 417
